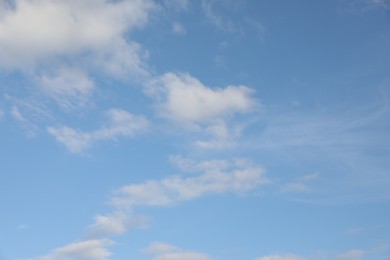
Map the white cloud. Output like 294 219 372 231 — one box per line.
144 242 211 260
336 249 365 260
111 158 267 208
30 157 266 259
87 211 150 238
256 254 306 260
194 119 246 149
38 67 94 110
0 0 155 70
146 72 258 148
147 72 258 123
47 108 149 153
81 157 265 252
33 239 113 260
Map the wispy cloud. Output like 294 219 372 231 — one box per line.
336 249 365 260
201 0 235 32
30 157 266 259
238 101 390 204
84 158 263 255
111 158 267 208
144 242 212 260
47 108 149 154
256 254 306 260
38 67 95 110
10 105 38 137
29 239 113 260
87 211 150 238
280 172 320 194
339 0 390 13
164 0 190 12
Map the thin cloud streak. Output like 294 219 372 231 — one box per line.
47 108 149 154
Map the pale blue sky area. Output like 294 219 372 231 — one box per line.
0 1 390 260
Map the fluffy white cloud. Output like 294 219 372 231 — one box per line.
34 239 113 260
111 158 267 208
144 242 211 260
0 0 155 111
47 108 149 153
0 0 155 69
256 254 306 260
147 72 258 123
146 72 259 149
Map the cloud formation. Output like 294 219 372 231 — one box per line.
32 239 113 260
111 158 267 208
0 0 155 70
89 157 266 239
47 108 149 153
147 72 258 123
146 72 259 148
87 211 150 238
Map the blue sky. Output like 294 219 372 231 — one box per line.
0 0 390 259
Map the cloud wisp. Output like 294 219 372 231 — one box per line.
29 239 113 260
94 157 267 238
256 254 306 260
144 242 212 260
47 108 149 154
29 157 266 259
